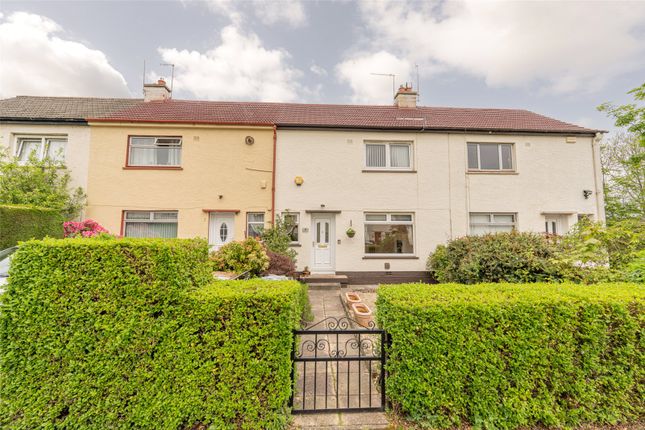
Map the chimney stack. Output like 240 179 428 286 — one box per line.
394 83 417 108
143 78 171 102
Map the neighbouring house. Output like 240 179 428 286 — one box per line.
0 95 141 217
85 80 275 248
1 83 604 283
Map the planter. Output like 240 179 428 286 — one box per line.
345 292 361 304
351 302 373 328
346 228 356 238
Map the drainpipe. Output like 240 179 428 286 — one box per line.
591 132 606 223
271 125 277 224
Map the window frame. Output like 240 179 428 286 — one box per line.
469 212 517 235
122 210 178 238
364 141 414 171
282 212 300 244
246 212 265 238
14 135 67 163
363 212 415 256
126 135 183 168
467 142 515 172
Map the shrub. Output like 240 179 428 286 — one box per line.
0 204 64 248
210 237 269 275
0 238 305 429
427 232 560 283
260 215 297 261
63 219 109 238
265 249 296 276
625 249 645 283
378 282 644 429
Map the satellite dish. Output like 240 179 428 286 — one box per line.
245 136 255 145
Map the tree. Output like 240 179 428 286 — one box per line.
0 150 85 219
598 82 645 222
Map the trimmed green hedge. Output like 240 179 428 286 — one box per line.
0 238 305 429
377 283 644 429
0 204 64 248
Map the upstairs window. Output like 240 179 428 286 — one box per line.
365 142 412 170
16 136 67 163
124 211 178 238
128 136 182 167
468 143 514 171
469 213 516 235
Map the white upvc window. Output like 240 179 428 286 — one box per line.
282 212 300 243
15 136 67 163
364 213 414 255
469 213 517 235
246 212 265 238
365 141 413 170
123 211 178 238
467 143 514 171
128 136 182 167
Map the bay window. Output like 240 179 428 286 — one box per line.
364 213 414 254
128 136 182 167
123 211 178 238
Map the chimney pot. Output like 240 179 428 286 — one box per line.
394 83 417 108
143 78 171 102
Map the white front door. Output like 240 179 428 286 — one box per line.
311 214 334 273
209 213 235 250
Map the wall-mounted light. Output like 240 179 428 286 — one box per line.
294 176 304 186
583 190 592 199
218 194 223 199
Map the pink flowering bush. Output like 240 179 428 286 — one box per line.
63 219 109 238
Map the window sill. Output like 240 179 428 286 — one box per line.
467 170 518 175
289 243 302 247
123 166 183 170
362 255 419 260
362 169 417 173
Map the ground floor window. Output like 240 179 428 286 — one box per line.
123 211 178 238
364 213 414 254
469 212 516 235
282 212 299 243
246 212 265 238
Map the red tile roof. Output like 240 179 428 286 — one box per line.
0 96 597 134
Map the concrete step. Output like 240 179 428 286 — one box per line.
307 282 342 290
302 274 349 288
291 412 390 429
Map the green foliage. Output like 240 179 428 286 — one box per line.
0 237 305 429
377 282 645 429
599 83 645 222
427 232 559 284
624 249 645 283
0 151 86 219
210 237 270 275
553 218 645 283
261 215 297 261
0 204 64 248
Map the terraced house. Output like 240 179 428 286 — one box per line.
0 83 604 283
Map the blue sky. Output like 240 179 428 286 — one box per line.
1 1 644 133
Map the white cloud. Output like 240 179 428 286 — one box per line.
357 0 645 94
203 0 306 27
310 63 328 77
336 51 412 104
0 12 129 98
157 25 304 102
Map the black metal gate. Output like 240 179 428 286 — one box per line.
290 317 387 414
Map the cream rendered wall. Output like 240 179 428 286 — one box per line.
275 129 603 272
0 122 90 191
86 123 274 240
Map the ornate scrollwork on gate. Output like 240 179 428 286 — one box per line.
301 316 376 330
295 333 381 358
